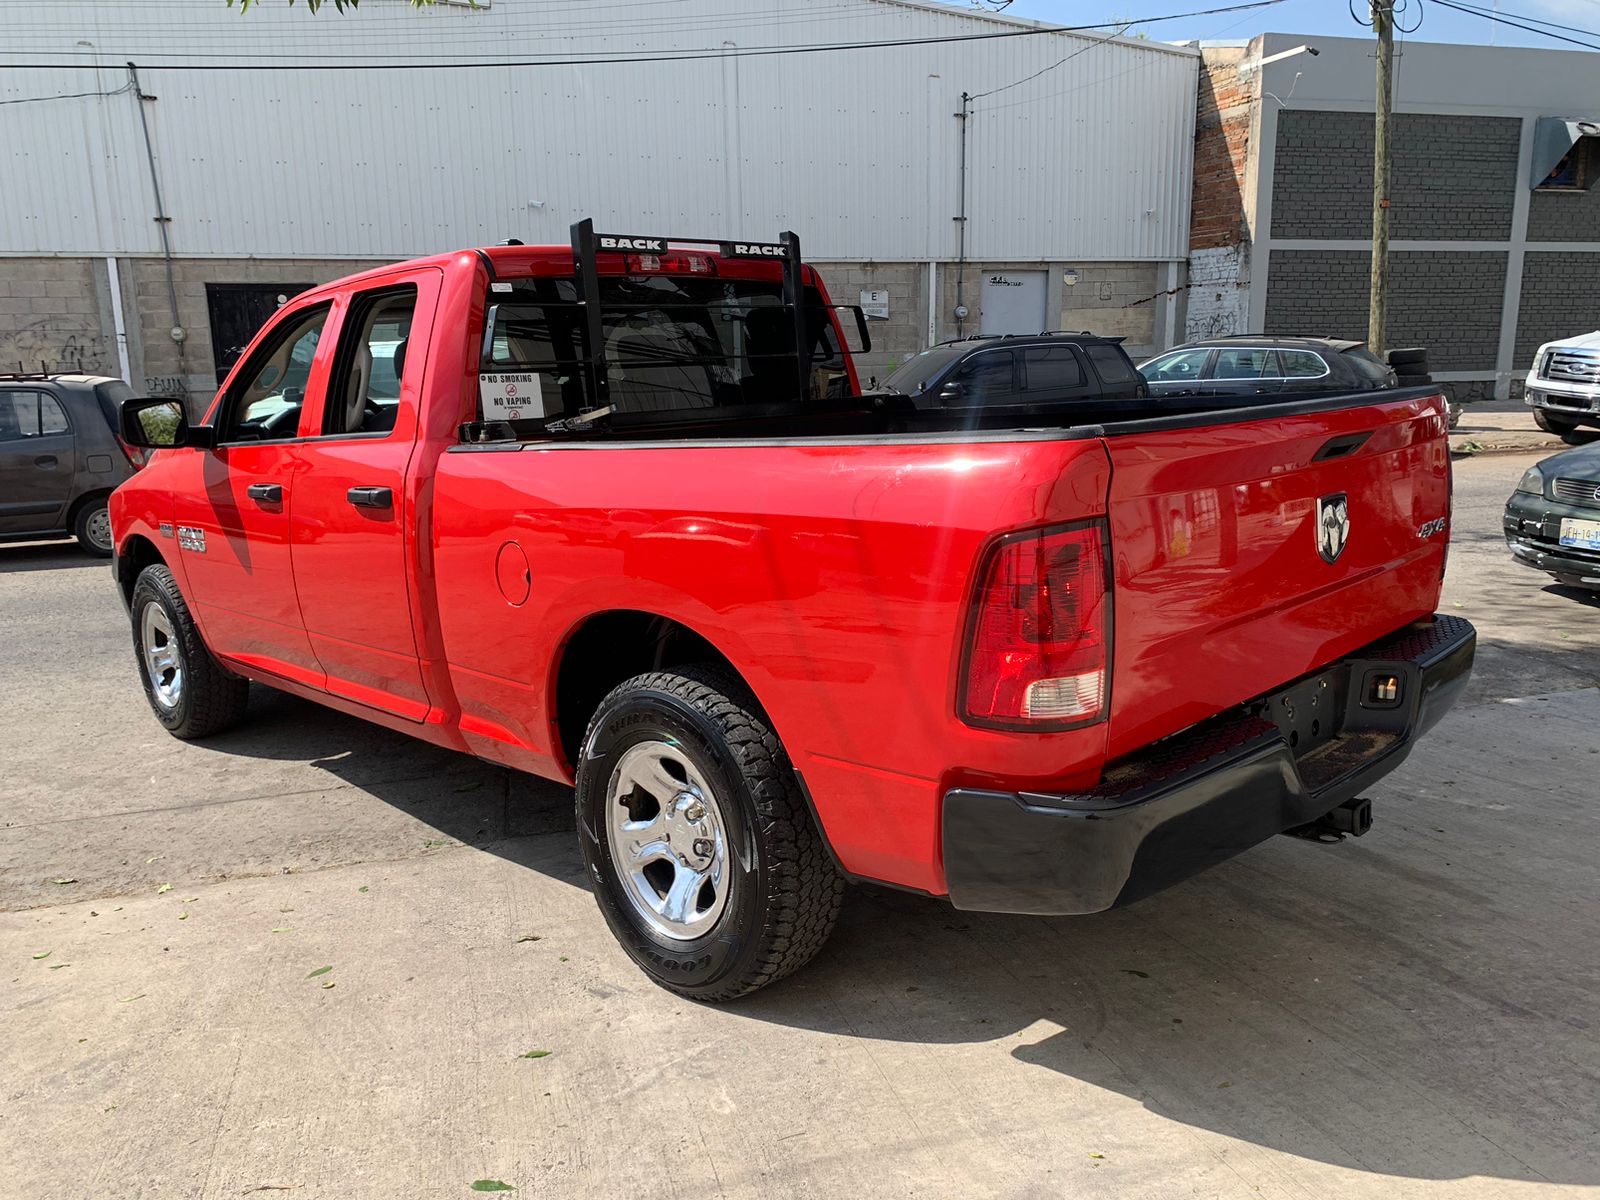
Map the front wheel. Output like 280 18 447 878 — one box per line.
1533 408 1580 436
130 564 250 739
576 666 844 1001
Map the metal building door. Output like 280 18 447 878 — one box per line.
979 271 1047 336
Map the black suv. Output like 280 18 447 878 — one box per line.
879 332 1147 415
0 374 143 556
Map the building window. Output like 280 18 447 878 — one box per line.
1537 137 1598 192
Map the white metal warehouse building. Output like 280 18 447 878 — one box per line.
0 0 1199 398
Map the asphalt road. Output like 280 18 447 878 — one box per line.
2 451 1597 1199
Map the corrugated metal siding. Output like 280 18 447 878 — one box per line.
0 0 1197 261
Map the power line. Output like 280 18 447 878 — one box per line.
1438 0 1600 42
0 3 1277 71
1429 0 1600 49
0 82 135 106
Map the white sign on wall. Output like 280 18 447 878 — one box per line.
859 289 890 320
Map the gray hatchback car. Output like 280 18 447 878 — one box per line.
0 374 143 556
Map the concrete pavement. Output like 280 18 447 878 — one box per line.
2 453 1598 1199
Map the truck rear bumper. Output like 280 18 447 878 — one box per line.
942 614 1475 915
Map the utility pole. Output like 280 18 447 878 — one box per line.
1368 1 1394 356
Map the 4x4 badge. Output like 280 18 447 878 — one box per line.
1317 493 1350 564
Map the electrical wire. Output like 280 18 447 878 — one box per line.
0 81 135 106
1439 0 1600 42
1430 0 1600 48
0 1 1291 71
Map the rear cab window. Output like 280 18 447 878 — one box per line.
481 274 848 426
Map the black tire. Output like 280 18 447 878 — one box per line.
1533 408 1579 436
130 564 250 739
72 497 113 557
1395 372 1433 386
1386 347 1428 368
576 666 845 1001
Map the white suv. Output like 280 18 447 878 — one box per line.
1525 331 1600 439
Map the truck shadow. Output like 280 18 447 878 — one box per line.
0 541 103 573
197 690 1596 1187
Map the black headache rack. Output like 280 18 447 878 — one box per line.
461 218 872 443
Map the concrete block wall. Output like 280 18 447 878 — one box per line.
127 257 384 405
1514 251 1600 367
937 262 1163 359
1270 111 1520 241
0 257 113 376
1264 249 1506 370
1526 184 1600 242
809 261 927 387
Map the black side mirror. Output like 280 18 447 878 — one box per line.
122 397 210 449
938 380 968 402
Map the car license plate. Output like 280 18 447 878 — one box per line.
1558 517 1600 550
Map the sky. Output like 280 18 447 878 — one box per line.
998 0 1600 50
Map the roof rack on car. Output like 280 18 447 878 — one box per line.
568 218 813 414
2 359 76 381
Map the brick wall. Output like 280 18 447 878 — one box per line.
1271 111 1520 241
0 258 113 376
1514 251 1600 367
1526 185 1600 242
1264 249 1506 370
1191 47 1254 251
1185 244 1250 340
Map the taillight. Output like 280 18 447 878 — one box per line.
960 523 1111 729
116 436 149 469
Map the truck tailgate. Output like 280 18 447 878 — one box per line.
1102 392 1451 759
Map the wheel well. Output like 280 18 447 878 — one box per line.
553 611 739 772
66 487 114 528
116 534 166 607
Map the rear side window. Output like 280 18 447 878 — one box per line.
324 286 417 436
1085 344 1137 385
1340 349 1389 383
1214 348 1274 379
1279 349 1330 379
0 390 69 441
1024 346 1086 392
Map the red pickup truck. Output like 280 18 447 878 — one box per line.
111 226 1474 1000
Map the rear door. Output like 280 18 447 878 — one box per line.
0 388 76 535
290 271 439 720
1101 395 1451 759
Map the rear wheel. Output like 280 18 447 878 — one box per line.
576 666 844 1001
130 564 250 739
73 498 113 557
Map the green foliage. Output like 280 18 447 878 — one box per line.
228 0 441 12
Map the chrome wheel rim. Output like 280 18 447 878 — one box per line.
604 740 731 942
85 507 113 552
139 601 183 710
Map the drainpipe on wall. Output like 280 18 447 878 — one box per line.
953 91 970 338
105 256 132 385
127 63 187 381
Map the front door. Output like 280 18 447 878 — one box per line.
290 272 439 721
0 388 75 535
979 270 1048 336
172 300 333 686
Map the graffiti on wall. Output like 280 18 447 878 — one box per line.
0 318 108 375
1184 245 1250 343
